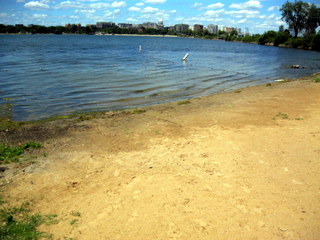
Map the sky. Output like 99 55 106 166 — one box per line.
0 0 319 33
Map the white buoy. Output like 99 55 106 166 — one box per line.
139 45 142 52
182 53 189 61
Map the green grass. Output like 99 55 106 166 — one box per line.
69 219 78 226
0 201 58 239
275 112 289 120
314 77 320 83
131 109 146 114
70 211 81 217
0 142 42 164
177 100 191 105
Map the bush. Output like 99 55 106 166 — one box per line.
274 32 290 46
258 31 278 45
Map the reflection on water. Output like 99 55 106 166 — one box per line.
0 34 320 121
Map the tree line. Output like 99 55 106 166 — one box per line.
0 1 319 50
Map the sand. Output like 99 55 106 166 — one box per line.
1 74 320 240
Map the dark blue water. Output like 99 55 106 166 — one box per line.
1 34 320 121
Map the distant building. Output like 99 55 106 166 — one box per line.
225 27 235 33
193 24 204 31
174 24 189 33
96 22 115 29
142 22 157 29
118 23 133 29
207 24 218 34
244 28 250 35
158 21 164 29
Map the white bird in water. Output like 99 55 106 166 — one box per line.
139 45 142 52
182 53 189 61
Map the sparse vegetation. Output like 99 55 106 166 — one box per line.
70 211 81 217
0 200 58 239
0 142 42 164
177 100 191 105
70 219 78 226
275 112 289 119
295 117 304 120
314 77 320 82
131 109 146 114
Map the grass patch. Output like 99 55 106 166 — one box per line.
0 142 42 164
274 112 289 120
69 219 78 226
0 201 58 239
131 109 146 114
234 90 242 93
314 77 320 83
295 117 304 120
70 211 81 217
266 83 272 87
177 100 191 105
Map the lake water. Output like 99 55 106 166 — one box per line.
1 34 320 121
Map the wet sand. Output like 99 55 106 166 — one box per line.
1 74 320 239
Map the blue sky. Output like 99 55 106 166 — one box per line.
0 0 319 33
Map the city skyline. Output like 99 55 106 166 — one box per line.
0 0 319 34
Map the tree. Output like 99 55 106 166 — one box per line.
279 25 285 32
280 1 309 38
305 4 320 35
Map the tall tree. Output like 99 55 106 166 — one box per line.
305 4 320 35
280 1 309 38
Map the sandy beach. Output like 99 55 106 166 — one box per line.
1 74 320 239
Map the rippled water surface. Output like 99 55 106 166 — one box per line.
1 34 320 121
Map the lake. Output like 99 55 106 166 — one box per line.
1 34 320 121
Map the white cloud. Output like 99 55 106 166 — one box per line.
204 9 225 17
207 3 224 9
32 13 48 18
128 6 141 12
75 9 96 13
193 2 224 10
104 9 121 19
229 0 262 10
70 15 79 19
141 6 159 13
126 17 138 22
0 12 8 17
143 0 166 4
267 6 279 12
24 1 50 10
111 1 126 8
54 1 83 9
55 0 126 10
16 0 26 2
226 9 260 18
238 18 247 23
135 2 144 7
193 2 203 8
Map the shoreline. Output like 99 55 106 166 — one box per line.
2 33 319 52
1 73 320 239
1 72 319 127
